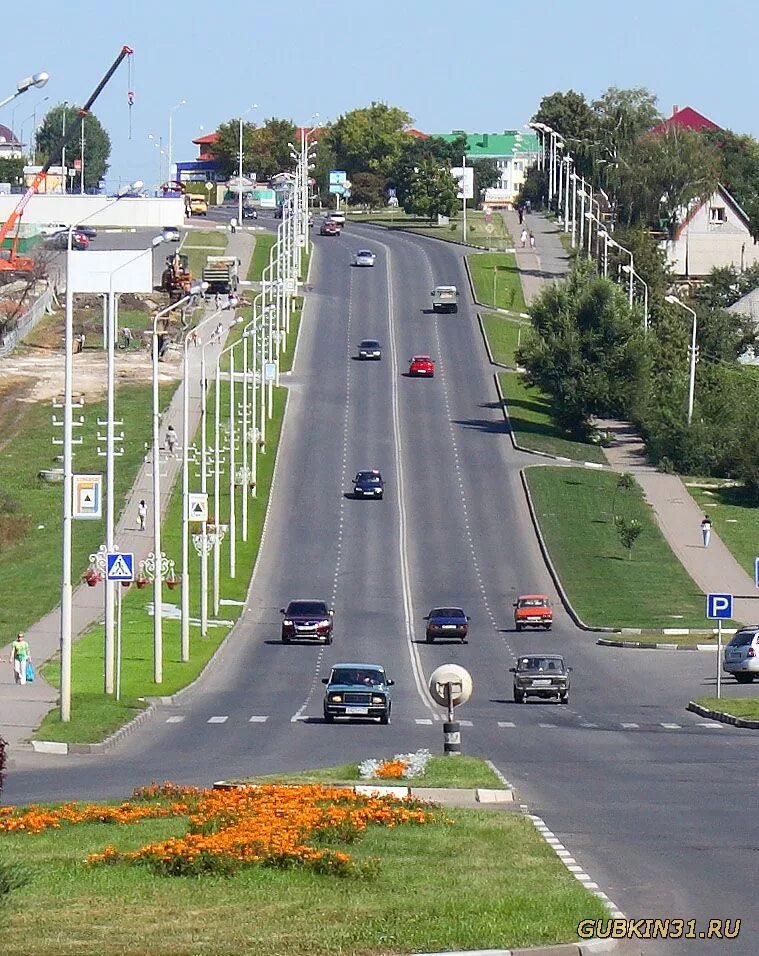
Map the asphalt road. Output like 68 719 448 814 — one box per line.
7 218 758 954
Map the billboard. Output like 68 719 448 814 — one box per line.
451 166 474 200
329 170 347 195
68 249 154 294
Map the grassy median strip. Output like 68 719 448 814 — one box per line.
0 759 607 955
498 372 606 463
248 233 277 281
467 251 526 312
481 312 530 367
37 385 288 743
695 697 759 720
526 467 707 628
348 208 513 250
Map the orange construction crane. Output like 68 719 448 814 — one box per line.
0 45 134 273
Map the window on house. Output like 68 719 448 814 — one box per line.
514 161 523 172
710 206 727 223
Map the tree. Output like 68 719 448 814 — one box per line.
533 90 600 178
470 158 501 205
349 171 386 208
401 158 458 220
694 263 759 309
390 134 465 209
36 104 111 190
592 87 662 164
326 103 412 181
616 127 721 230
213 117 297 181
615 516 642 559
518 263 650 438
0 158 24 187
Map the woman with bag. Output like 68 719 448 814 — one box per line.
11 633 31 685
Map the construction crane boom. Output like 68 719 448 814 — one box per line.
0 45 134 271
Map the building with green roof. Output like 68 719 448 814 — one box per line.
432 130 540 206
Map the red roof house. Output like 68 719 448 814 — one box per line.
651 106 720 135
192 132 219 161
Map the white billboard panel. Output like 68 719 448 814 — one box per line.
68 249 154 294
451 166 474 200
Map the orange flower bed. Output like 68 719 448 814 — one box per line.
376 759 408 779
0 783 438 877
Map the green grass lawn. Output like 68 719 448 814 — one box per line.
248 233 277 281
695 697 759 719
0 800 607 955
23 308 153 352
525 467 708 628
37 384 288 743
0 384 173 650
688 484 759 577
467 252 527 312
348 208 513 251
181 229 227 279
249 756 505 790
498 373 606 463
481 313 530 367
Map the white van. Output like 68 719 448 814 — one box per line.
431 285 458 314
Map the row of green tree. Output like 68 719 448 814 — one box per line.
520 86 759 238
212 103 500 216
518 258 759 494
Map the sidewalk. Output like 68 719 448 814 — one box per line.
501 211 759 624
0 229 255 752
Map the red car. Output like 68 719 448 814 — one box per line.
409 355 435 377
320 220 341 236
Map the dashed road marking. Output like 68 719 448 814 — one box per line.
166 715 185 723
248 715 269 723
415 718 434 725
497 721 516 728
621 722 639 729
660 722 681 729
207 716 228 724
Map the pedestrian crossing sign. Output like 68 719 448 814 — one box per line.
106 552 134 582
187 492 208 522
73 474 102 520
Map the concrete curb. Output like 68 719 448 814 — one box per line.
211 782 516 803
477 314 512 370
598 638 723 651
415 942 616 956
348 217 515 254
519 468 616 634
687 699 759 729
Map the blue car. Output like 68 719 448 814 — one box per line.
353 470 384 499
424 606 470 643
322 662 394 724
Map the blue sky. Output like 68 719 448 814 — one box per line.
2 0 755 190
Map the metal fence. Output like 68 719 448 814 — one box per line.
0 284 57 359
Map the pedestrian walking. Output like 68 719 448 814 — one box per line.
230 217 237 234
529 232 535 249
525 199 532 214
121 327 133 349
701 514 712 548
11 632 30 686
520 228 528 248
213 321 224 345
74 332 85 354
165 424 178 458
189 329 199 347
517 206 524 225
138 499 147 531
215 293 221 310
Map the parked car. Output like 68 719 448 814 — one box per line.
280 599 334 644
723 626 759 682
513 594 553 631
353 249 376 267
320 220 341 236
409 355 435 376
38 223 68 237
353 470 384 499
357 339 382 360
162 226 181 242
74 224 97 239
188 196 208 216
322 662 394 724
424 607 470 643
510 655 571 704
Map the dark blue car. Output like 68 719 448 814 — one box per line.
353 470 384 499
424 606 470 643
322 662 394 724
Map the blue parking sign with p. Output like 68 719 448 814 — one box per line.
706 593 732 619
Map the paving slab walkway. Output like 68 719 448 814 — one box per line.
1 229 255 752
500 210 759 625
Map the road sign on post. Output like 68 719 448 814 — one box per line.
706 593 732 619
73 475 102 519
106 552 134 582
187 492 208 522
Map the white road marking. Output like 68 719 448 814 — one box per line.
580 722 598 728
660 722 681 729
621 722 639 729
538 722 557 728
415 718 434 725
248 715 268 723
458 719 473 727
697 721 725 728
497 721 516 728
166 715 185 723
207 716 228 723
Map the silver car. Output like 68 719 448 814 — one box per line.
353 249 376 267
723 626 759 683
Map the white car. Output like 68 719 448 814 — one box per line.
162 226 181 242
38 223 68 237
353 249 376 267
723 626 759 683
328 211 346 226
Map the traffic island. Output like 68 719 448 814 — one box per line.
688 698 759 729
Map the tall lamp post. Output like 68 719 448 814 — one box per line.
622 264 649 334
665 295 698 426
167 98 187 183
0 71 49 111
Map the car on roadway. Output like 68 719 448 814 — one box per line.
242 205 258 220
328 211 346 227
353 249 376 267
510 655 571 704
47 230 89 250
409 355 435 377
274 205 283 219
322 662 394 724
280 599 334 644
320 219 341 236
513 594 553 631
353 470 384 499
357 339 382 360
424 607 470 643
723 626 759 682
162 226 181 242
38 222 68 237
74 224 97 239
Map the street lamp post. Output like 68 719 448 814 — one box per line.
665 295 698 426
623 265 649 334
167 99 187 184
0 71 49 111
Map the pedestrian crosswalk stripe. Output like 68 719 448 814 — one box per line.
697 721 724 728
248 715 268 723
660 722 681 729
208 716 228 723
166 715 185 723
497 721 516 728
621 722 639 728
458 719 473 727
538 722 557 728
415 718 433 725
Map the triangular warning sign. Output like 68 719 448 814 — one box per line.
191 501 204 516
83 491 94 504
109 555 132 578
